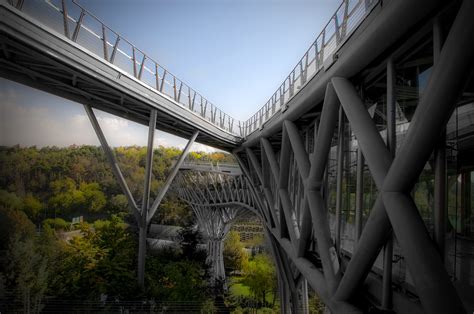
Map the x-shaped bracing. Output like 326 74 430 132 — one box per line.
241 1 474 312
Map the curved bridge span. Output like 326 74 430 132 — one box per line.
2 0 474 313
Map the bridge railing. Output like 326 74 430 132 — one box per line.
8 0 377 138
9 0 240 135
179 161 242 174
242 0 378 136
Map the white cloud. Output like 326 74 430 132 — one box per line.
0 101 219 152
0 80 221 152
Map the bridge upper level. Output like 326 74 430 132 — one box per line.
0 0 409 151
0 0 240 149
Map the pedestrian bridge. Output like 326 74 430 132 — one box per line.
1 0 474 313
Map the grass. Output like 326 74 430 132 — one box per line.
229 276 251 297
228 276 275 305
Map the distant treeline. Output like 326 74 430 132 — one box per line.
0 145 234 225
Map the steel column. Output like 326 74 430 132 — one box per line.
333 0 474 310
382 57 396 310
354 148 364 244
305 83 342 295
380 1 474 311
434 132 446 258
331 78 393 301
433 17 447 260
137 109 157 288
300 278 309 314
383 0 474 193
335 107 344 254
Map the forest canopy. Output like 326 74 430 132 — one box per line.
0 145 234 225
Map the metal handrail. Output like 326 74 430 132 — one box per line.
9 0 377 138
242 0 378 136
10 0 239 134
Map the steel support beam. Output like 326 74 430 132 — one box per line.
335 107 344 254
433 131 446 258
433 16 447 261
380 1 474 312
331 75 466 313
84 105 141 222
137 109 157 288
332 1 474 310
277 128 299 246
354 148 364 244
288 83 342 296
382 57 396 310
308 82 340 181
147 130 198 222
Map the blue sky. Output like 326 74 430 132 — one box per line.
0 0 340 150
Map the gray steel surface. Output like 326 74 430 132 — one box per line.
2 0 474 313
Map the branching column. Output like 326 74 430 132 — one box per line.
85 104 198 288
175 170 254 285
193 206 242 284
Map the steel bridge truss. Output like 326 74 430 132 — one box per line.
175 168 311 313
1 0 473 312
231 2 474 312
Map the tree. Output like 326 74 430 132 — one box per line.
48 178 84 216
1 206 55 313
178 224 208 266
145 226 211 306
0 206 35 250
51 215 137 299
109 194 128 213
224 231 248 272
23 194 43 221
153 196 193 226
79 182 106 213
0 189 23 210
242 254 276 305
163 260 208 302
48 179 106 216
42 218 69 231
5 235 49 314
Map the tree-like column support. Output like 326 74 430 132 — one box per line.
176 170 255 286
298 278 309 314
84 104 199 288
192 204 249 286
207 238 225 283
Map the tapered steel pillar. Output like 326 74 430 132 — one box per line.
461 173 471 236
433 17 447 261
300 278 309 314
382 57 396 310
354 148 364 244
138 109 157 288
434 132 446 258
335 107 344 254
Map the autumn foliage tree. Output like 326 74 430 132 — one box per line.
224 231 248 273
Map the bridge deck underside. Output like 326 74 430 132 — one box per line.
2 0 474 313
0 3 240 151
